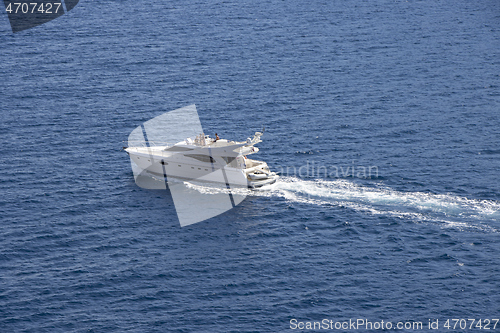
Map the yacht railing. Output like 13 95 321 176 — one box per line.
125 141 174 148
125 138 241 148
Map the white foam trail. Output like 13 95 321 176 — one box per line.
184 177 500 232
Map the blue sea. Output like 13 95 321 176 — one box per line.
1 0 499 332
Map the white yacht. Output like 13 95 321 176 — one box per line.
125 131 278 188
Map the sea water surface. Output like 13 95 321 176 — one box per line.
1 0 499 332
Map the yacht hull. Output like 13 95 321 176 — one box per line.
127 149 277 188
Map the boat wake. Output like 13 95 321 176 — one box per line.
185 177 500 232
